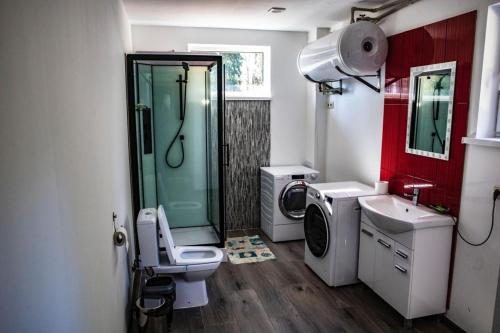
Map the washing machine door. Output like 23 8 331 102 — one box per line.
279 180 308 220
304 203 329 258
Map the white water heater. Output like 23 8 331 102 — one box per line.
297 21 388 83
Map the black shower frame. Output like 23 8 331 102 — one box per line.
126 53 226 254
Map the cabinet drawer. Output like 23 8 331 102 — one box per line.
392 257 411 316
375 233 394 251
394 243 412 265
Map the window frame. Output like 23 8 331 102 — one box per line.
188 43 271 99
496 90 500 137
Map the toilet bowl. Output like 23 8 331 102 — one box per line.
153 205 223 309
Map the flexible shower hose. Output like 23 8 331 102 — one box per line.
431 76 446 153
165 78 188 168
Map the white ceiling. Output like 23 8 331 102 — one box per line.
123 0 389 32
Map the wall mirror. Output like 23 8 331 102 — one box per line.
406 61 456 160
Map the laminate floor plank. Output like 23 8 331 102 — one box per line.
161 233 461 333
203 322 239 333
171 308 204 333
199 274 236 326
229 289 276 333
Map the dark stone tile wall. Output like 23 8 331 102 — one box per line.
224 100 270 231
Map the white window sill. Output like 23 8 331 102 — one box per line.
462 136 500 148
225 96 272 101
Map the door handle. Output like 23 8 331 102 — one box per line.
223 144 229 166
361 229 373 237
377 238 391 249
138 106 153 155
395 249 408 259
395 264 407 274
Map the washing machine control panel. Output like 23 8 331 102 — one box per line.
282 173 318 181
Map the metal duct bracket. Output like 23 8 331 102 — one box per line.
319 80 343 95
351 0 420 24
317 68 381 94
334 66 381 93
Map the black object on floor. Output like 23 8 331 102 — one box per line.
135 276 176 333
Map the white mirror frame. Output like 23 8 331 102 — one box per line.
405 61 456 160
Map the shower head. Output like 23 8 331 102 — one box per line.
182 61 189 81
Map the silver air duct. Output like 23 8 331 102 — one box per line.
297 21 388 84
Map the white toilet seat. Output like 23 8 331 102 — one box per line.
174 246 223 265
157 205 223 266
138 206 223 310
156 257 221 274
155 246 223 274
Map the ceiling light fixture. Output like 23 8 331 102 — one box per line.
268 7 286 14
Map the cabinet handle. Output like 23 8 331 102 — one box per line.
377 239 391 249
361 229 373 237
395 264 407 274
395 249 408 259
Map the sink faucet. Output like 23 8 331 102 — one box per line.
404 188 420 206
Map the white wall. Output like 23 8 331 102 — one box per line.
0 0 133 332
305 28 330 180
449 145 500 332
323 70 385 185
131 25 308 166
310 0 499 332
444 3 500 332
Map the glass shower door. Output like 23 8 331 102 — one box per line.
206 65 221 235
135 64 157 209
128 54 225 248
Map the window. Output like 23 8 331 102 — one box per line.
188 44 271 99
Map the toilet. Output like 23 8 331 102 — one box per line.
136 206 223 309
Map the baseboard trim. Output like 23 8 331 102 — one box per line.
442 316 466 333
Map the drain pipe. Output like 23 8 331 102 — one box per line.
351 0 420 24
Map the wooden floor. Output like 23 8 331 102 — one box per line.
162 229 460 333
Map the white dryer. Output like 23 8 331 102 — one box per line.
260 166 319 242
304 181 376 286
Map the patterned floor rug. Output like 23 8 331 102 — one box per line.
225 235 276 264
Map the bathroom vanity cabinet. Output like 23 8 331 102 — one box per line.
358 212 453 320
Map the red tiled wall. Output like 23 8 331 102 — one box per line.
380 11 477 217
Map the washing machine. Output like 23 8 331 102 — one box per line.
304 181 376 286
260 166 319 242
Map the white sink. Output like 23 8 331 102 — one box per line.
358 195 455 234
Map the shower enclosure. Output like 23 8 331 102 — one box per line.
127 54 225 248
